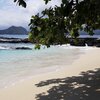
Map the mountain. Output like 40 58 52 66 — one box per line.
0 26 28 35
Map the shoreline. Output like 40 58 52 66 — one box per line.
0 48 100 100
0 45 87 89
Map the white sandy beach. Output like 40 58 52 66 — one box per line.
0 48 100 100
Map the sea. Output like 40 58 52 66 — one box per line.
0 34 99 89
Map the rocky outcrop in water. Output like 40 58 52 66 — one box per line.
0 46 32 50
95 39 100 47
70 39 85 46
15 47 32 50
68 38 100 47
85 38 96 46
0 37 30 43
0 37 100 48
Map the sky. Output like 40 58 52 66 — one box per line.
0 0 61 30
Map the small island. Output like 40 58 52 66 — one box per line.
0 26 28 35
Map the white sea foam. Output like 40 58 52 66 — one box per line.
0 46 10 50
60 44 95 51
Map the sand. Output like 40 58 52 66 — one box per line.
0 48 100 100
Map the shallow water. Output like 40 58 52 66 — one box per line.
0 43 87 89
0 33 95 89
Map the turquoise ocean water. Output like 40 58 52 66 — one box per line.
0 34 95 89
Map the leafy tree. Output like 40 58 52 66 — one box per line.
14 0 100 48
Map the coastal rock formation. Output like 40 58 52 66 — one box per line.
15 47 32 50
68 38 100 47
0 45 32 50
0 26 28 35
95 39 100 47
69 39 86 46
85 38 96 46
0 37 100 48
0 37 30 43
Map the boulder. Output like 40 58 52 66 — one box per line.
85 38 97 46
15 47 32 50
70 39 85 46
95 39 100 47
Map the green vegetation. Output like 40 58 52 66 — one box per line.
14 0 100 48
14 0 26 7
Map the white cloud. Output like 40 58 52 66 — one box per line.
0 0 61 30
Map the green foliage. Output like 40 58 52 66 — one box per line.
14 0 26 8
14 0 100 49
44 0 51 4
28 32 34 42
34 44 41 50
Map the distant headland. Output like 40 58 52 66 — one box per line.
0 26 28 35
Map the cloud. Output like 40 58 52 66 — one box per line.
0 0 61 30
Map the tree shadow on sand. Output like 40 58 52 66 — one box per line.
35 68 100 100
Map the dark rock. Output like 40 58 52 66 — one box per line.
22 38 30 43
86 42 94 46
70 39 85 46
15 47 32 50
0 37 30 43
95 39 100 47
96 44 100 47
85 38 97 46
